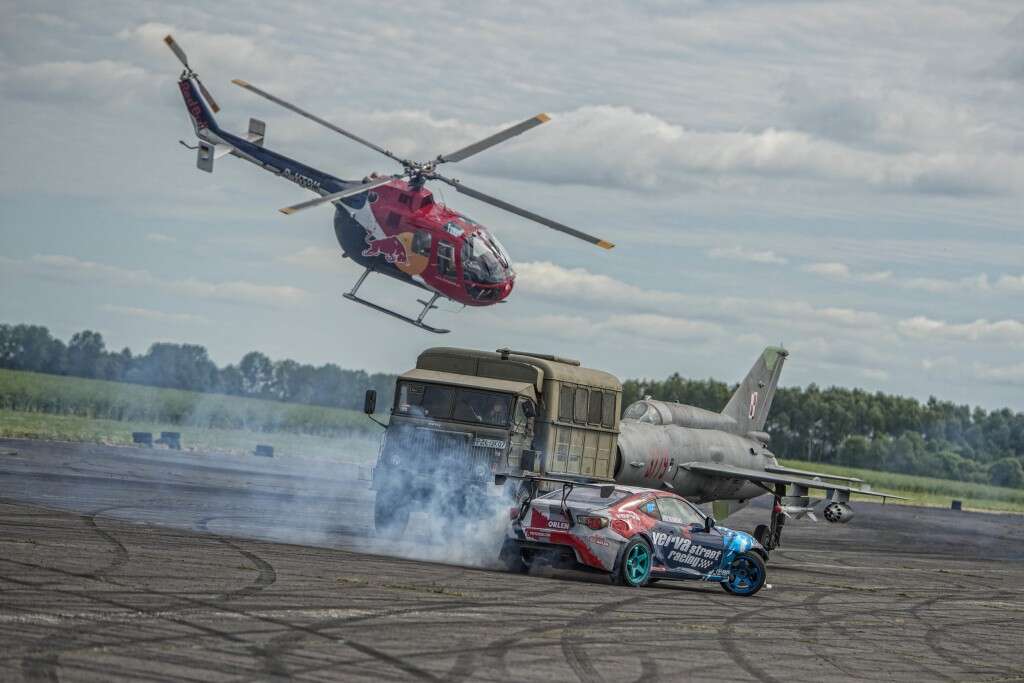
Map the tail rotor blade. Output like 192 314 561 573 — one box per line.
196 77 221 113
434 174 614 249
163 34 190 70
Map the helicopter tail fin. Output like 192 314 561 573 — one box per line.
722 347 788 434
177 77 222 138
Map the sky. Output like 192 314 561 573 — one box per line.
0 1 1022 410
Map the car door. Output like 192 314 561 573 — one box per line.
654 496 727 577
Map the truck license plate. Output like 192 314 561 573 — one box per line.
473 438 506 449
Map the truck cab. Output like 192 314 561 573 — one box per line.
367 347 622 535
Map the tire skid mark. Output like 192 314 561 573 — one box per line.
560 593 654 683
13 512 280 683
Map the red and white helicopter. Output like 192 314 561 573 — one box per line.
167 35 614 332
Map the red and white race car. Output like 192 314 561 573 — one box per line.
497 476 768 596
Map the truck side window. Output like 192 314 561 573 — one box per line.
558 384 574 421
601 392 616 427
573 387 588 423
588 391 602 424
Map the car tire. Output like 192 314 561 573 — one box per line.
720 551 767 597
499 539 529 574
374 491 410 538
613 537 653 588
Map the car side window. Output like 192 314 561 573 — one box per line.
639 499 661 521
657 497 705 527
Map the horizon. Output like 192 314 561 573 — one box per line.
4 319 1020 416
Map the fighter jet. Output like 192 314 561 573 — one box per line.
615 347 904 550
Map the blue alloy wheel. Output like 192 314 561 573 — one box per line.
721 551 766 596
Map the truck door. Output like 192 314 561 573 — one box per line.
507 396 536 472
653 497 725 577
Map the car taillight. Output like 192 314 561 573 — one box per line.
576 515 608 530
611 519 629 536
509 506 521 521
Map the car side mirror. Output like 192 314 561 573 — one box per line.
704 516 716 533
522 401 537 419
363 389 377 415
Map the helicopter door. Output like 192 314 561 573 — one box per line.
436 240 457 280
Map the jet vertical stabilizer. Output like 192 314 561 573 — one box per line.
722 347 788 435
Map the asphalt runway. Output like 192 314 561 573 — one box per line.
1 438 1022 682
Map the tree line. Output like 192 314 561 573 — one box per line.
0 324 395 412
2 323 1021 487
623 376 1024 488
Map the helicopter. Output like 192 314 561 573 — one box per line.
165 35 614 333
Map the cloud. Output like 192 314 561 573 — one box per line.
802 261 892 282
973 362 1024 386
513 261 889 341
145 232 176 244
898 316 1024 344
280 246 343 271
100 304 208 324
1 60 152 103
1 254 307 308
707 246 787 265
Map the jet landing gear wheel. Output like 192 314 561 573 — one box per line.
614 537 653 587
721 551 767 596
374 490 410 539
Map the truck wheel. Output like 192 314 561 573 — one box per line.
720 551 767 597
753 524 769 547
613 537 653 587
374 492 410 538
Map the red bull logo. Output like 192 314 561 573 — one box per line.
178 80 210 131
362 235 408 265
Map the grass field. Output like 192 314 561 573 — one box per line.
0 368 373 435
1 369 1020 513
0 410 381 463
780 458 1024 514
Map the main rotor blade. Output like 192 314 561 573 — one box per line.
437 113 550 164
279 176 398 215
195 76 220 113
435 175 614 249
163 34 190 69
232 79 406 166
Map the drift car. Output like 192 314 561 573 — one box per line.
497 477 767 596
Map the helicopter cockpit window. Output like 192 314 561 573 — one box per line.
437 240 456 278
623 402 661 425
412 230 431 257
462 234 509 284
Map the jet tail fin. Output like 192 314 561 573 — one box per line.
722 347 788 433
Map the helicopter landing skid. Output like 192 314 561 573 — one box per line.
343 269 450 334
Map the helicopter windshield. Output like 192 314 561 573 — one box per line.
462 232 511 284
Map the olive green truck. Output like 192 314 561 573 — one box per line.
364 347 622 534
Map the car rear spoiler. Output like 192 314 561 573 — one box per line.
494 473 616 498
495 473 617 527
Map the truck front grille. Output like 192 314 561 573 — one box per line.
383 427 498 482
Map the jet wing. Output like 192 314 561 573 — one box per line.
763 464 863 484
681 462 908 502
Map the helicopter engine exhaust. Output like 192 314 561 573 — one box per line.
823 501 854 523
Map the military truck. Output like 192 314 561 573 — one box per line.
364 347 622 534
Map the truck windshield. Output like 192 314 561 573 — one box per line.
395 381 512 427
